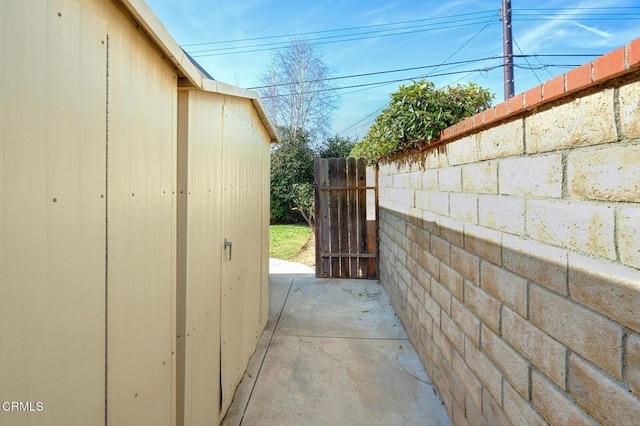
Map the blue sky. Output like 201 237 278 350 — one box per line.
146 0 640 139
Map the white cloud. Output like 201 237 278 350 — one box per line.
515 0 628 52
573 22 613 39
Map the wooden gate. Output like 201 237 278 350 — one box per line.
314 158 377 279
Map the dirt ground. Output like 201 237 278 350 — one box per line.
290 234 316 269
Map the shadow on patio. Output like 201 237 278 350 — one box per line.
222 270 452 426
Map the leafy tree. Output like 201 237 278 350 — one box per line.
271 133 356 225
351 80 493 163
270 127 315 223
290 182 315 232
255 38 340 144
317 135 356 158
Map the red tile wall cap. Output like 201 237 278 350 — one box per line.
495 101 509 119
464 117 473 131
594 46 626 82
508 93 524 114
543 74 565 101
566 62 593 92
629 37 640 68
433 37 640 145
473 111 483 127
483 107 496 125
524 85 542 108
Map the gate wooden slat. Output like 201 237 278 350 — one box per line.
346 158 357 278
328 158 341 276
314 157 377 279
314 158 330 277
321 161 331 277
314 157 321 275
336 159 349 277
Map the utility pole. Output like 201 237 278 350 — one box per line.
502 0 515 100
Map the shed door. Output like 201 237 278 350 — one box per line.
220 99 265 415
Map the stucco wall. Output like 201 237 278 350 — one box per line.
378 39 640 425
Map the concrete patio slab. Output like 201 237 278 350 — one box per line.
269 257 315 274
268 276 294 320
222 269 451 426
242 335 449 426
276 277 407 339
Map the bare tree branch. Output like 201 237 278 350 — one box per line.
256 37 340 144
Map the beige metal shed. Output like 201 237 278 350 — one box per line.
0 0 277 425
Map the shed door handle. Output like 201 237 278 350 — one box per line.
224 239 232 260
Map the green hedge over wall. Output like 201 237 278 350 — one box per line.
351 80 494 163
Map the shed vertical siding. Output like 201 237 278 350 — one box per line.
176 89 224 425
1 1 273 424
220 96 270 415
260 112 271 328
0 0 107 424
103 4 177 424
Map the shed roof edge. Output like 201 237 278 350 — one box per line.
118 0 278 142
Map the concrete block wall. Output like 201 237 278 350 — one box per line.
378 38 640 425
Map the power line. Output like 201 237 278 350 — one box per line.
533 53 555 79
187 14 635 57
261 68 502 99
471 56 498 84
330 20 496 134
514 17 640 20
333 60 582 135
188 16 495 55
185 10 638 58
330 66 511 127
235 3 632 136
335 67 500 136
514 13 640 17
249 54 601 90
513 11 640 15
182 7 639 48
181 10 499 47
337 106 387 135
340 117 380 136
430 21 494 76
255 23 515 121
190 20 500 57
337 81 396 97
513 37 541 85
513 54 603 57
333 2 603 138
515 63 581 70
249 56 502 89
513 6 640 11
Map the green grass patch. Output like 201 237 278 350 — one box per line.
270 224 312 259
